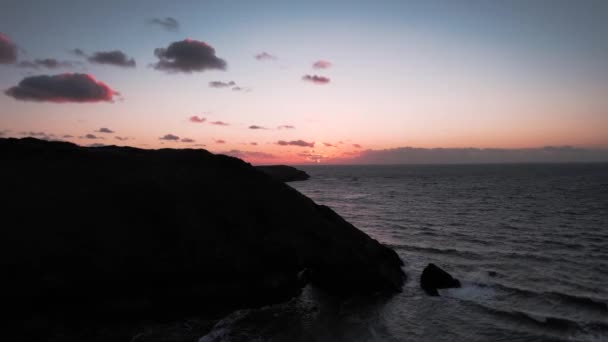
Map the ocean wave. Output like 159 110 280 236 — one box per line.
473 282 608 313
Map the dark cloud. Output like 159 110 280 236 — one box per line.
249 125 266 130
88 143 106 147
250 142 258 146
70 48 86 57
302 74 330 84
255 52 276 61
148 17 179 31
0 33 17 64
277 125 295 129
159 134 180 141
223 149 276 159
17 58 76 69
189 115 206 123
353 144 362 148
210 121 229 126
337 146 608 164
181 138 195 143
277 140 314 148
153 39 226 73
20 131 47 137
96 127 114 133
209 80 236 88
115 136 129 141
323 142 334 147
313 60 332 69
62 134 74 138
82 133 103 140
5 73 118 103
88 50 136 67
215 139 226 144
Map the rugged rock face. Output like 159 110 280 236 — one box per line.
1 138 404 335
255 165 310 182
420 263 461 296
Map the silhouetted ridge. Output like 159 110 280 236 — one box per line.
0 137 404 338
255 165 310 182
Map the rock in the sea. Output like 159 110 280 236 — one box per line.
255 165 310 182
420 263 461 296
0 138 404 337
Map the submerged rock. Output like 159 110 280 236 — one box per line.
0 138 404 337
420 263 461 296
255 165 310 182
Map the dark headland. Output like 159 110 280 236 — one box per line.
255 165 310 182
1 138 404 340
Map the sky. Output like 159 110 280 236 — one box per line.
1 0 607 164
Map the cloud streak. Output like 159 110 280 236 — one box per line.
17 58 77 69
148 17 179 31
5 73 118 103
277 140 314 148
255 52 276 61
334 146 608 164
88 50 136 67
209 80 236 88
302 74 330 84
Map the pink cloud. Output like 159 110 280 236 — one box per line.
189 115 206 123
302 74 330 85
312 60 332 69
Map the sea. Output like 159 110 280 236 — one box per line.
199 163 608 342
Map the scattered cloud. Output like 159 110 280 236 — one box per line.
223 149 276 159
215 139 226 144
353 144 362 148
159 133 180 141
189 115 206 123
250 142 258 146
0 33 17 64
249 125 266 130
181 138 195 143
255 52 276 61
277 140 314 148
62 134 74 138
148 17 179 31
313 60 332 69
88 50 136 67
302 74 330 84
210 121 229 126
277 125 295 129
209 80 236 88
96 127 114 133
17 58 77 69
153 39 226 73
115 136 129 141
323 142 334 147
5 73 118 103
88 143 106 147
337 146 608 164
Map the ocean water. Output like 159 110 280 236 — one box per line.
199 164 608 342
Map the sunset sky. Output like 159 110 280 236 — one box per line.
1 0 607 164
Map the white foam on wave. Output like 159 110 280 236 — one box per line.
442 282 496 302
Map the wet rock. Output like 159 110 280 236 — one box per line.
420 263 461 296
